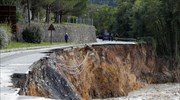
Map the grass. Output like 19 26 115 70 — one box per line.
2 41 75 50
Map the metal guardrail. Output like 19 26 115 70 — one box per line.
67 17 94 25
114 37 137 41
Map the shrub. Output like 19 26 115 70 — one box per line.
0 24 12 49
0 29 9 49
22 24 44 43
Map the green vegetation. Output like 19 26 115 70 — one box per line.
114 0 179 59
0 29 9 49
88 0 179 61
0 0 88 23
87 4 117 35
3 42 74 50
52 0 88 23
0 24 12 49
28 0 88 23
0 0 20 5
0 23 11 37
22 24 44 43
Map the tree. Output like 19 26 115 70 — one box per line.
25 0 54 23
71 0 88 16
86 4 117 36
0 0 19 5
173 1 180 60
115 0 134 37
42 0 55 23
30 0 42 21
115 0 180 59
158 0 179 57
52 0 88 23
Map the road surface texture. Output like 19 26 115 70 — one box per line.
0 46 71 100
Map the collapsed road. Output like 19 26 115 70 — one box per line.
0 45 75 100
1 42 180 100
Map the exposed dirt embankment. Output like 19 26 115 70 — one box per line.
22 44 180 100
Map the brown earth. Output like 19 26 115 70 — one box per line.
52 44 179 99
23 44 180 100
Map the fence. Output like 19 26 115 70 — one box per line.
66 17 94 25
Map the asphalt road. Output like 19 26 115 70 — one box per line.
0 46 69 100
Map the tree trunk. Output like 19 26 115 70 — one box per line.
54 13 58 23
175 27 178 59
31 8 35 21
45 6 50 23
58 14 60 23
167 20 174 57
27 0 30 25
175 21 179 60
60 13 63 23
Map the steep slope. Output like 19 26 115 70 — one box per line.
22 44 180 100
